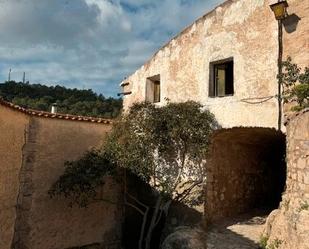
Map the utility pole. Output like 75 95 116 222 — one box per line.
8 68 11 82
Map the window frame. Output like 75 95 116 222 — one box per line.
146 75 161 103
153 80 161 103
209 57 234 98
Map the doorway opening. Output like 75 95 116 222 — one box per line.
206 127 286 222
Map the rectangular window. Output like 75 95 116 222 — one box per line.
146 75 161 103
209 59 234 97
153 80 160 103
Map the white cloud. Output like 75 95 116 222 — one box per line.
0 0 223 96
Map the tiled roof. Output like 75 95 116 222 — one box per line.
0 97 112 124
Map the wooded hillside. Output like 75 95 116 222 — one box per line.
0 81 122 118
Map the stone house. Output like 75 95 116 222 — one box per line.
121 0 308 129
119 0 308 235
0 98 122 249
0 0 307 249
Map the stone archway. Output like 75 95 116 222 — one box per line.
205 127 286 222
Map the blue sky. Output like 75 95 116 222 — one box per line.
0 0 223 97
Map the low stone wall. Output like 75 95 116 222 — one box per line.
264 109 309 249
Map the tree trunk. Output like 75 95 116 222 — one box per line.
145 195 162 249
159 200 172 247
139 207 149 249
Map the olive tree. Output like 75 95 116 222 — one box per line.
49 101 219 249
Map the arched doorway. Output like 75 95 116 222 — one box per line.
205 127 286 222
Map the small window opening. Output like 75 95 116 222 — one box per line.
146 75 161 103
209 59 234 97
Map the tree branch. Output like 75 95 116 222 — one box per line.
127 192 148 209
125 199 145 216
172 143 188 192
154 209 163 227
92 198 121 205
176 180 203 203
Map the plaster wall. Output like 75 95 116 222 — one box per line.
0 106 29 249
282 0 309 113
283 0 309 69
13 117 122 249
122 0 308 129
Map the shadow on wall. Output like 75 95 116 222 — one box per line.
123 173 203 249
283 14 301 33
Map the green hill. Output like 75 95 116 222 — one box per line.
0 81 122 118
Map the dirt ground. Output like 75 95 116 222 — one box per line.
206 210 269 249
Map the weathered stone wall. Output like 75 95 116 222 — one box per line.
0 105 30 249
122 0 308 129
264 109 309 249
206 128 286 222
12 117 122 249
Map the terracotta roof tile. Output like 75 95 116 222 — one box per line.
0 97 112 124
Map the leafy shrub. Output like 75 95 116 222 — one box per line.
281 57 309 111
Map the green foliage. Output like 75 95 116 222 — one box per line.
281 57 309 110
49 101 218 249
48 150 117 207
50 101 219 208
0 81 122 118
259 236 283 249
106 101 219 206
259 235 269 249
268 239 283 249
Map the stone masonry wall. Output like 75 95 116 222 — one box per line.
0 105 30 249
12 116 122 249
206 128 286 222
264 109 309 249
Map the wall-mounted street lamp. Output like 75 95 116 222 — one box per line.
270 1 289 20
269 0 289 131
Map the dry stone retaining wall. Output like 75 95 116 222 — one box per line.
264 109 309 249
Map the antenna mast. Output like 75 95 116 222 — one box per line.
8 69 11 82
